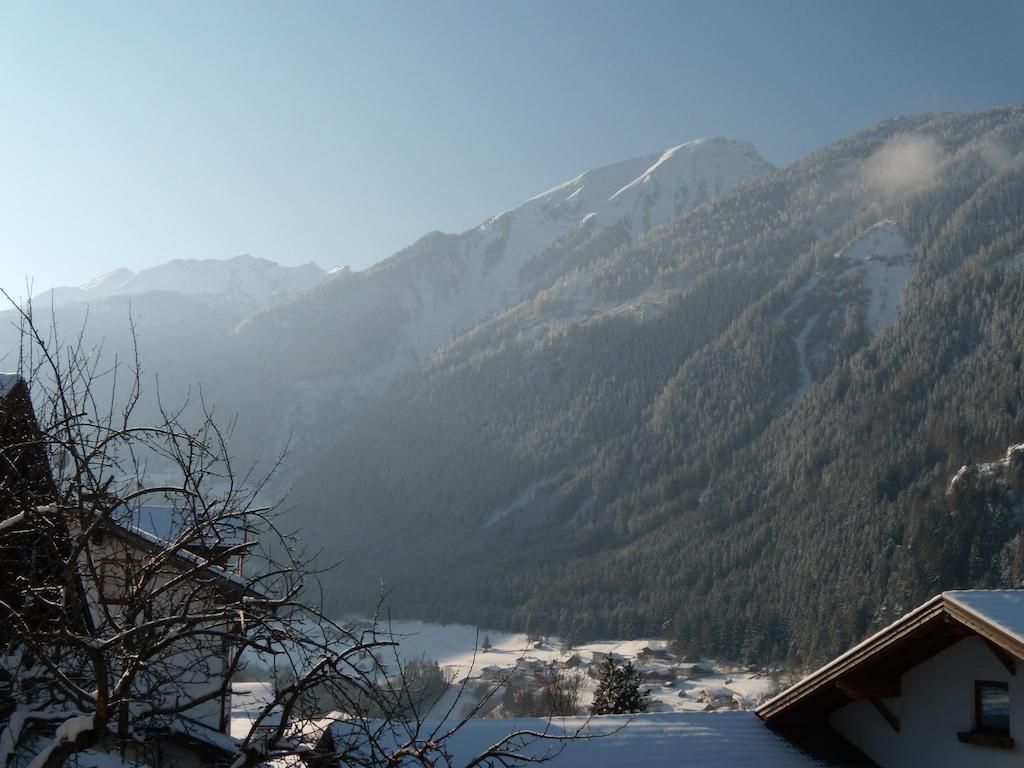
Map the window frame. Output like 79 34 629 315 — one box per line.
98 557 140 605
959 679 1014 749
974 680 1011 737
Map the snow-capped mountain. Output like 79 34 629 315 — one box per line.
241 137 772 369
228 137 772 463
509 137 770 239
397 138 771 357
40 254 327 312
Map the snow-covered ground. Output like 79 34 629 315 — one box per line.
947 442 1024 494
229 619 796 766
839 220 916 335
376 619 775 714
230 618 779 737
326 712 829 767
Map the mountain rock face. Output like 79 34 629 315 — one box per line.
285 107 1024 665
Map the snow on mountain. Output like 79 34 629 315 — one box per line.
237 138 771 482
839 220 916 335
379 138 771 362
948 443 1024 494
40 254 327 312
774 221 918 402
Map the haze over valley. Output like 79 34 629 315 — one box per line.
6 106 1024 667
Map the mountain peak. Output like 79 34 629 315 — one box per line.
39 256 328 311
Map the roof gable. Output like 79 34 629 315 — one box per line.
0 373 20 399
758 590 1024 723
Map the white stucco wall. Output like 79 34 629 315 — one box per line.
830 636 1024 767
77 530 234 732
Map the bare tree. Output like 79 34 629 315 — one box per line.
0 299 596 768
502 665 585 719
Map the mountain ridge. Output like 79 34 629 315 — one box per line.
285 106 1024 665
39 253 328 312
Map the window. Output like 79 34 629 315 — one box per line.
958 680 1013 749
976 681 1010 735
99 559 138 604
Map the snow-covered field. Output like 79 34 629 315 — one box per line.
231 617 780 735
228 620 790 767
366 618 777 714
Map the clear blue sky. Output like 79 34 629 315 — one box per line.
1 0 1022 298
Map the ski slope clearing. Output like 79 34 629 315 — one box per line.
840 220 916 335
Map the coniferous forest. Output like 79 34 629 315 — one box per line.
287 107 1024 666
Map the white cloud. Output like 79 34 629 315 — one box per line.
862 135 943 194
980 138 1015 172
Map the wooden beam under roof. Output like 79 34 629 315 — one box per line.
836 677 901 699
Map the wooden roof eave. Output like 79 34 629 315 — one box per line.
757 595 946 721
90 517 267 601
758 594 1024 723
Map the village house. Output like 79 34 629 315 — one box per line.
759 590 1024 767
637 645 673 663
0 373 258 767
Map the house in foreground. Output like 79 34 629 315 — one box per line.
0 374 257 768
759 590 1024 767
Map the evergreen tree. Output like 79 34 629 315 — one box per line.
588 658 649 715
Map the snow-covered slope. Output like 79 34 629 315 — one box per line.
839 220 916 335
234 137 772 467
41 254 327 312
361 137 770 362
324 713 829 767
773 221 918 400
488 137 769 262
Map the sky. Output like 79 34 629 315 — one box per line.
1 0 1023 298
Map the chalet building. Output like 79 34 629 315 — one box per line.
759 590 1024 767
0 373 256 767
0 374 65 648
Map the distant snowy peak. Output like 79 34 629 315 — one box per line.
351 137 772 365
41 255 328 311
486 138 771 242
80 267 135 293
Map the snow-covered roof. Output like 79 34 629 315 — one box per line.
759 589 1024 723
944 589 1024 645
0 372 21 398
109 517 268 599
326 712 842 766
117 504 247 547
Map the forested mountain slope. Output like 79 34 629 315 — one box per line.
0 139 768 478
293 106 1024 666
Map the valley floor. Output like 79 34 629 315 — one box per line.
231 617 782 737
